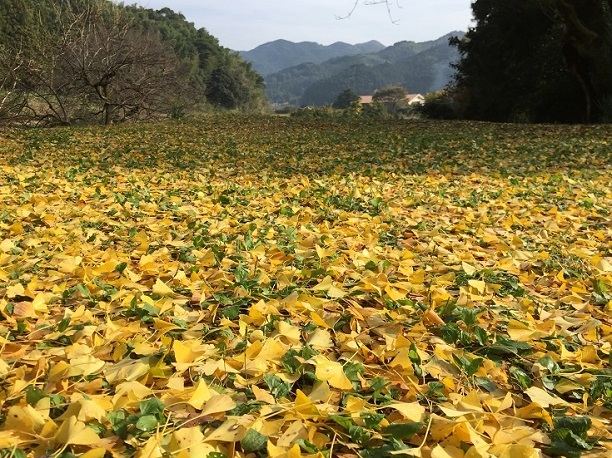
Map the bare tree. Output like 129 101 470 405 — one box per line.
57 1 186 124
0 47 27 124
1 0 189 126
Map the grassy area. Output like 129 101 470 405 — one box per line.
0 116 611 457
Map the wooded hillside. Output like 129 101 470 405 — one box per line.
0 0 267 126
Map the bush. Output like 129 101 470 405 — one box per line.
291 106 339 119
360 102 388 119
416 90 461 120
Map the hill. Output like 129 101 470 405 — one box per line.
262 32 463 106
239 39 385 76
0 0 266 126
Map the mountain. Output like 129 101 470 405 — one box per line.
239 39 386 76
262 32 464 106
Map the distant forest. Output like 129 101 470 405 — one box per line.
0 0 267 126
253 33 461 106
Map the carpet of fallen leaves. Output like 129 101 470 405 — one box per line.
0 116 611 458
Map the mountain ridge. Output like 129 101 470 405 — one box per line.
257 32 464 106
239 39 386 76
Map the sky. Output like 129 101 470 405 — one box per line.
129 1 474 51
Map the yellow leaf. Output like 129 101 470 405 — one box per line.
6 283 25 299
315 244 334 259
467 279 486 294
461 262 477 276
267 442 289 457
67 355 105 377
54 416 100 445
488 444 539 458
58 256 82 274
153 278 175 296
187 379 214 410
312 275 333 291
204 418 247 442
525 386 568 408
168 427 204 453
385 284 406 301
173 339 204 364
5 405 46 434
136 436 164 458
287 443 303 458
112 381 153 409
252 385 276 404
390 402 426 422
431 444 465 458
0 431 18 449
306 328 333 350
294 389 320 416
104 358 150 384
507 319 535 342
80 448 108 458
0 239 15 253
312 355 353 390
200 395 236 416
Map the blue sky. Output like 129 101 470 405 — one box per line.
129 1 473 51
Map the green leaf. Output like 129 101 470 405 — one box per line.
474 377 498 393
0 449 27 458
295 439 318 453
263 374 291 399
206 453 227 458
241 428 268 453
383 422 424 439
330 414 354 430
281 349 302 374
139 397 165 416
115 262 127 273
135 414 159 432
538 355 560 374
361 412 385 430
25 386 47 406
509 366 532 389
473 326 488 345
553 416 591 437
57 317 71 333
344 362 364 382
221 304 240 320
466 357 484 377
359 440 408 458
76 283 91 297
370 377 388 392
408 343 421 365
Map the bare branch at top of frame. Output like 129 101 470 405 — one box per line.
335 0 402 24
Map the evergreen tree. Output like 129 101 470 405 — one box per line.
452 0 612 122
332 88 359 109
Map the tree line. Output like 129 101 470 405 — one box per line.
358 0 612 123
447 0 612 123
0 0 267 126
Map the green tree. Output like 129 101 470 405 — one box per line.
451 0 612 122
332 88 360 109
372 86 409 114
357 0 612 122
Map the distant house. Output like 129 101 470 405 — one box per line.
406 94 425 105
359 93 424 105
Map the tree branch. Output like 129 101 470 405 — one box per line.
336 0 402 24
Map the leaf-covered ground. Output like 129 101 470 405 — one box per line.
0 117 611 458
